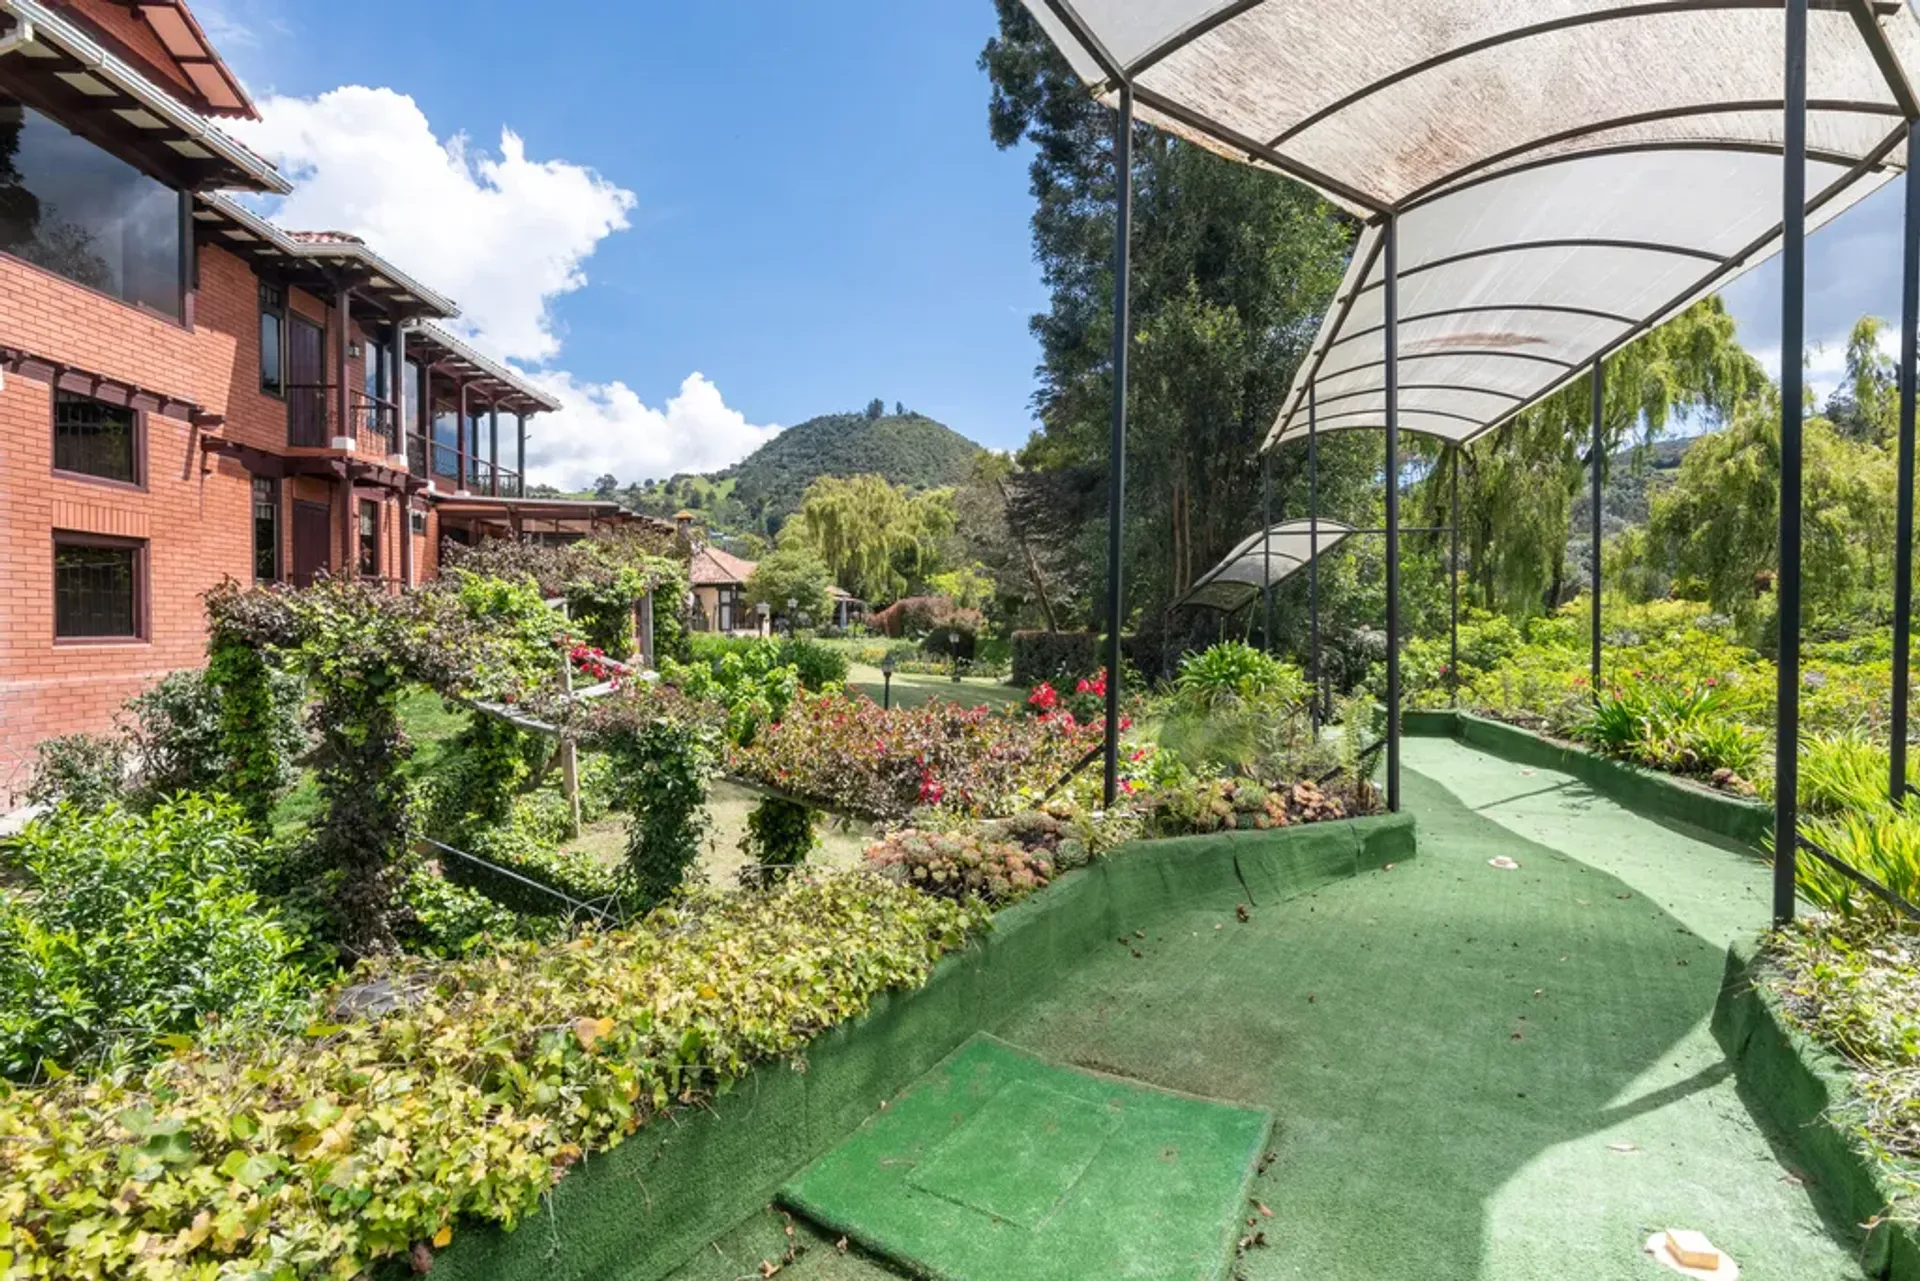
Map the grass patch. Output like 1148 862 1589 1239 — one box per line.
844 662 1025 712
1763 917 1920 1221
271 689 472 841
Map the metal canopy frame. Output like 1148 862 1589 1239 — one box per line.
1021 0 1920 927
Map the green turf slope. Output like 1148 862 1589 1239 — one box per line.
679 739 1863 1280
780 1035 1269 1281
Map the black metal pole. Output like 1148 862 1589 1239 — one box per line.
1261 449 1274 652
1102 85 1133 810
1894 125 1919 807
1774 0 1807 925
1590 359 1605 695
1449 447 1460 707
1384 219 1402 813
1309 382 1322 725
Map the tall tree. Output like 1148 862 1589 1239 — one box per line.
982 2 1353 626
1423 297 1767 617
781 473 953 604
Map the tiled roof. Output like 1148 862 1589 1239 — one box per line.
688 545 757 587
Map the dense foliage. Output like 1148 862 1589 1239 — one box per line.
738 797 819 889
1011 630 1098 687
1763 918 1920 1218
0 875 976 1281
0 798 304 1080
782 473 956 604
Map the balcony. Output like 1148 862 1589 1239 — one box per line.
406 429 524 497
286 385 401 459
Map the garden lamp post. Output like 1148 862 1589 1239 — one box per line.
786 597 798 637
881 651 895 710
949 631 962 682
756 600 769 637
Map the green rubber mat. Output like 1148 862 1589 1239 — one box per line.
779 1034 1271 1280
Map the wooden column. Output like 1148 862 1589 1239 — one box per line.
399 495 414 589
516 412 527 497
391 321 407 457
638 592 655 669
333 287 353 446
338 475 354 579
455 379 468 491
489 401 500 496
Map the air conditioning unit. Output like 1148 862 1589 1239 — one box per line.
330 435 356 452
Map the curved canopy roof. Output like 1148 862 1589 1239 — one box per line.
1177 518 1354 612
1017 1 1920 451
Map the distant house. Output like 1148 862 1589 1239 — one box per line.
688 544 760 633
683 534 867 634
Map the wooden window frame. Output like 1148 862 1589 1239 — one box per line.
52 531 149 645
252 475 281 583
357 497 381 580
259 281 287 399
50 386 146 492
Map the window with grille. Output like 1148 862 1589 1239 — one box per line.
54 536 142 639
253 477 279 582
53 391 139 484
357 499 379 577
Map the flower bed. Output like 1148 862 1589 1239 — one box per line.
730 690 1105 820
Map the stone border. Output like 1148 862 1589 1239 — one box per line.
419 812 1415 1281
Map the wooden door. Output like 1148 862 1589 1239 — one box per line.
287 315 327 446
291 500 331 585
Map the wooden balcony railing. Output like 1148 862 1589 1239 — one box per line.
286 385 400 458
405 429 524 496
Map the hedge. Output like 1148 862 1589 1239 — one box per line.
0 876 977 1281
1010 630 1098 687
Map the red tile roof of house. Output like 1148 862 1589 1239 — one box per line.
688 545 757 588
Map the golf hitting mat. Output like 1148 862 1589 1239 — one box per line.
779 1034 1272 1280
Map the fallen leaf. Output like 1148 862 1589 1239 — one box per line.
1607 1142 1640 1154
1255 1201 1273 1218
836 1236 849 1254
432 1225 452 1248
1236 904 1250 922
1489 856 1520 870
573 1017 615 1052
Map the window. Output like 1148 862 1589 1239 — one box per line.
0 97 184 319
357 499 380 578
410 509 426 536
259 283 284 394
53 391 139 484
252 477 279 582
54 535 144 640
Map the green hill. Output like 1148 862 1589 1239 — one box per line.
628 409 986 535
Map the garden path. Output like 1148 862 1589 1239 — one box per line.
676 737 1865 1280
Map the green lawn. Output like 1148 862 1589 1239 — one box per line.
845 662 1026 711
270 689 471 841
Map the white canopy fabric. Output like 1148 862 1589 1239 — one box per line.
1016 1 1920 450
1177 518 1354 612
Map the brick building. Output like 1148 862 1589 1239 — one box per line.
0 0 633 799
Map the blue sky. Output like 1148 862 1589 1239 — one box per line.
201 0 1048 484
197 1 1899 482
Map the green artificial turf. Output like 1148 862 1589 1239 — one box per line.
779 1034 1270 1281
678 737 1867 1281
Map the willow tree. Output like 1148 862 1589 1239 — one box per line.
1422 297 1767 617
781 473 954 604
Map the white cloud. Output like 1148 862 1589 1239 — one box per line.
233 86 632 364
227 86 779 484
525 371 783 491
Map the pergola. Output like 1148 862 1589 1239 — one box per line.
1019 0 1920 923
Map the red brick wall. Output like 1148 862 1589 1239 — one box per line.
0 370 251 800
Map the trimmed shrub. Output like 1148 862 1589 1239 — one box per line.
1011 630 1098 688
871 595 980 640
0 874 976 1280
0 797 305 1079
23 733 127 811
737 796 819 889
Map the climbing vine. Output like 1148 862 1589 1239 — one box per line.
584 686 721 911
738 796 819 889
